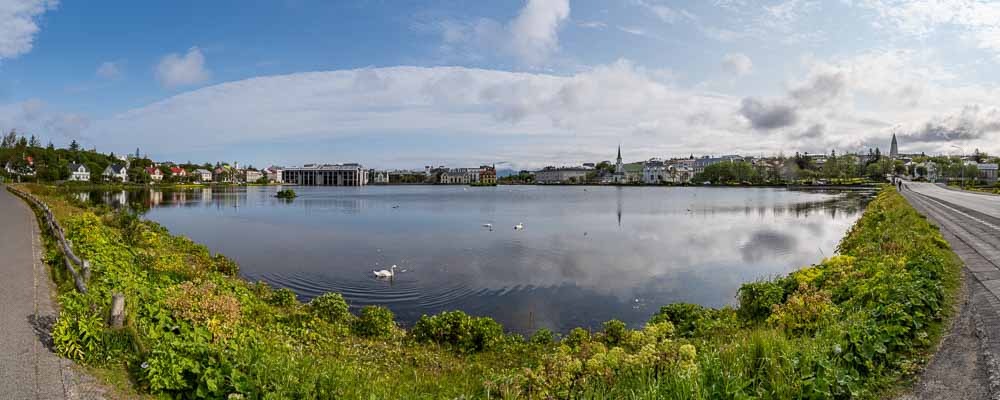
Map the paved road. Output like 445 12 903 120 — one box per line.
900 182 1000 400
0 187 105 399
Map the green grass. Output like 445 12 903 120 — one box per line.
20 184 961 399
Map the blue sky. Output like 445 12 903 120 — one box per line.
2 0 1000 169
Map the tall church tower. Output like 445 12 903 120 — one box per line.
890 133 898 159
615 145 624 174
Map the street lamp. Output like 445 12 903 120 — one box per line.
951 145 965 186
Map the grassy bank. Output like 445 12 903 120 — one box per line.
21 184 960 399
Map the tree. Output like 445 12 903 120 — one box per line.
1 130 16 148
28 135 40 147
69 140 80 152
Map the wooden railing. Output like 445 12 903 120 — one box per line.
5 184 89 293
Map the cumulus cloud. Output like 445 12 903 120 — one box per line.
155 47 210 88
721 53 753 76
789 71 846 107
96 61 121 79
0 0 58 60
429 0 569 67
739 97 798 130
902 105 1000 143
508 0 570 66
88 62 756 166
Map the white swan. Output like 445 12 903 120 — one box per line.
514 223 524 231
373 264 397 278
482 223 493 229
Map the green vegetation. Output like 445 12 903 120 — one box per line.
275 189 297 199
23 183 960 399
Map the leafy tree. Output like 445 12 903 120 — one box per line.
28 135 40 147
69 140 80 152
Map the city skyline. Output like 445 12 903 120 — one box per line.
3 0 1000 169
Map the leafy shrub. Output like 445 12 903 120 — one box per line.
601 319 627 346
649 303 737 337
163 281 242 341
211 253 239 276
562 327 591 348
737 279 785 323
309 292 351 324
269 287 299 307
410 310 504 352
529 328 555 346
768 290 838 335
352 305 396 338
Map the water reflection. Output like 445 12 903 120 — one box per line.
69 185 874 333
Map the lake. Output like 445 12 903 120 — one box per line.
75 185 873 334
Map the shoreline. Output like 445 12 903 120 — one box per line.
11 183 964 397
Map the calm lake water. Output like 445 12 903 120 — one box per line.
75 185 872 333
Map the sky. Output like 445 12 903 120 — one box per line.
2 0 1000 170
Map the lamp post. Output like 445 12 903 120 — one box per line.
951 145 965 186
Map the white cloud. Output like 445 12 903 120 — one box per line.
855 0 1000 58
0 0 58 60
507 0 570 66
0 99 89 141
721 53 753 76
634 0 680 23
90 62 755 167
96 61 121 79
577 20 607 29
429 0 569 67
155 47 210 88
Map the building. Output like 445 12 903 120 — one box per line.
669 164 694 183
103 165 128 182
479 165 497 184
145 167 163 181
371 170 390 184
915 161 938 181
438 167 481 184
194 168 213 182
67 163 90 181
169 167 188 178
245 169 263 183
283 163 368 186
612 146 627 184
693 155 743 175
978 163 999 184
890 133 899 159
263 166 283 183
642 159 667 184
214 166 236 183
535 167 590 184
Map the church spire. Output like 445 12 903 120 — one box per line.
890 133 899 159
617 145 622 162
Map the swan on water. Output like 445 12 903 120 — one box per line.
374 264 397 278
514 223 524 230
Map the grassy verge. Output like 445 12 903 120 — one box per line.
21 184 960 399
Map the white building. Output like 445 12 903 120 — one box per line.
245 169 263 182
263 167 283 183
145 167 163 181
535 167 590 184
371 170 390 184
642 159 667 184
283 163 368 186
102 165 128 182
194 169 213 182
68 163 90 181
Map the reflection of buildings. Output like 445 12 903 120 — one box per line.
147 189 163 207
284 164 368 186
74 192 90 203
104 190 127 207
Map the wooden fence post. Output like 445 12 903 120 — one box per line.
109 293 125 329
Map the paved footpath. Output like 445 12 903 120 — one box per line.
900 182 1000 400
0 186 106 399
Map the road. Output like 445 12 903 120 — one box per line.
899 182 1000 400
0 187 105 399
